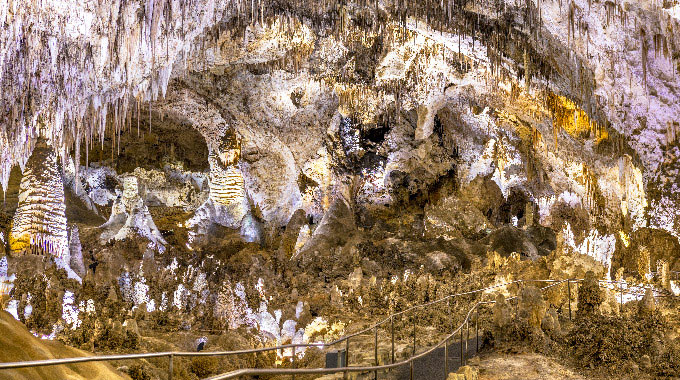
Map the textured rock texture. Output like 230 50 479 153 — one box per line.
1 1 680 378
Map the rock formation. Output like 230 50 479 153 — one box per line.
9 138 68 258
1 0 680 378
99 176 167 251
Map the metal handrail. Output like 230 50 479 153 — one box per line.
205 280 570 380
0 278 553 370
0 278 657 379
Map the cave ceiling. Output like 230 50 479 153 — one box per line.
0 0 679 241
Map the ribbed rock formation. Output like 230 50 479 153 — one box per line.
187 128 252 244
9 138 68 257
208 154 248 223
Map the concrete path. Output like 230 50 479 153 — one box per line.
393 337 480 380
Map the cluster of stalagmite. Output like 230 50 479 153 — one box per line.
9 138 68 257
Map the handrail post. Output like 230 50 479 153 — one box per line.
448 297 453 334
410 360 414 380
168 354 173 380
459 325 463 366
344 337 349 380
291 345 296 380
567 279 572 320
391 316 395 365
466 318 469 356
374 326 378 380
412 315 416 356
515 282 520 319
444 338 448 379
475 307 479 353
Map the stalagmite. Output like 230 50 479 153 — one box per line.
9 137 69 258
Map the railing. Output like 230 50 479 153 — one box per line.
207 279 570 380
0 278 660 380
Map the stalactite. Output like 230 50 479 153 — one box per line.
524 46 531 93
641 28 649 91
0 0 660 193
667 121 679 147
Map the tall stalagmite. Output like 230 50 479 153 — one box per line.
9 138 68 257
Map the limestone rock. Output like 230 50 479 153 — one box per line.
518 286 547 330
133 167 207 209
458 176 504 220
425 195 490 240
492 293 512 329
123 318 140 337
239 213 262 243
279 209 307 257
639 354 652 370
348 267 363 291
426 251 460 273
99 176 167 251
623 360 640 375
549 241 606 281
68 225 86 278
541 307 561 333
447 365 478 380
576 271 603 318
296 197 356 261
330 286 343 308
294 225 312 255
639 287 656 315
483 226 540 259
657 260 670 291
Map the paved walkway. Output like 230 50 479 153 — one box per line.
394 337 480 380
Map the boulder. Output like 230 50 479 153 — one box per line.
425 195 490 240
483 226 542 259
639 354 652 370
458 176 504 220
123 318 140 337
296 198 356 263
447 365 478 380
279 209 307 257
426 251 460 273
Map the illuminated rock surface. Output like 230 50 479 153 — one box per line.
0 0 680 378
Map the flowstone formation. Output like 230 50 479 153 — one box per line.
1 0 680 379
